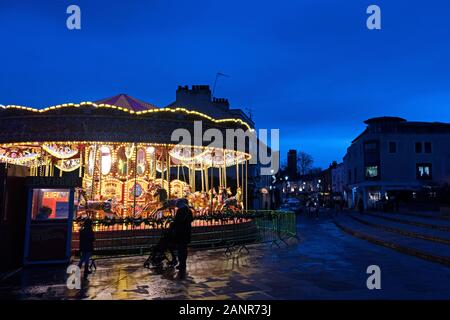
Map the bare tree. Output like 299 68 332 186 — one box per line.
297 151 313 176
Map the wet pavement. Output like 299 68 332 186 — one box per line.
1 211 450 300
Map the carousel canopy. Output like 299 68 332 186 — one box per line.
95 94 158 112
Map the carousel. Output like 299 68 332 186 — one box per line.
0 142 249 219
0 98 252 231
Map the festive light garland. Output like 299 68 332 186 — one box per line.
0 146 40 164
42 143 79 159
1 102 254 131
55 158 81 172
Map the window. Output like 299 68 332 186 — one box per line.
424 142 432 153
388 141 397 154
365 166 379 179
363 140 380 165
31 189 70 220
416 163 432 180
348 170 352 183
364 141 377 151
415 142 422 153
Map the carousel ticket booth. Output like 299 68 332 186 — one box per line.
23 176 80 264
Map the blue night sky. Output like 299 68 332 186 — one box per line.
1 0 450 168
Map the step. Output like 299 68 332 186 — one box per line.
334 216 450 267
393 211 450 221
366 212 450 232
350 214 450 245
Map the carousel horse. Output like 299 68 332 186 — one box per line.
139 183 171 218
188 191 210 216
77 191 120 219
216 186 228 212
183 185 192 198
208 188 218 212
197 192 210 215
235 187 244 209
222 187 243 213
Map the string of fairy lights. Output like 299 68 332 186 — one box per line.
0 102 254 131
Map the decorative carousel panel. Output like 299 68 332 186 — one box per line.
153 178 169 191
156 160 167 173
125 144 135 159
55 158 81 172
117 146 128 177
42 143 78 159
136 148 146 176
87 146 96 177
100 146 112 175
126 179 148 201
82 178 93 197
101 178 123 202
170 179 187 198
0 146 40 164
169 145 208 162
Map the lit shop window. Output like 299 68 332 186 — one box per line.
100 146 112 175
416 163 432 180
31 189 70 220
365 166 379 179
368 192 381 202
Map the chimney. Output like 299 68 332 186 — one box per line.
212 97 230 110
175 85 212 105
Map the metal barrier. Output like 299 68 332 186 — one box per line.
71 211 297 257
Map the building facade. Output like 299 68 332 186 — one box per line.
343 117 450 210
331 162 345 195
166 85 254 127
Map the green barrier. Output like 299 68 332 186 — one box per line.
251 210 298 247
72 210 297 256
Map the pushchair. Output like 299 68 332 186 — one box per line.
144 221 177 269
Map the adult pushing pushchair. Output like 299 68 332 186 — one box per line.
143 219 177 269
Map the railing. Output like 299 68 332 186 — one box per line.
71 210 297 256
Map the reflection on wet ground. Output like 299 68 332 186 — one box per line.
1 213 450 299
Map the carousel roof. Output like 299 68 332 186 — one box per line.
95 94 158 112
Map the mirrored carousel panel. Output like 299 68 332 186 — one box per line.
0 142 250 220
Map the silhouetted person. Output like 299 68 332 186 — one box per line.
173 199 193 279
358 198 364 214
78 219 95 275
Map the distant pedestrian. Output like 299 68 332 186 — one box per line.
78 219 95 276
173 198 193 279
358 198 364 214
